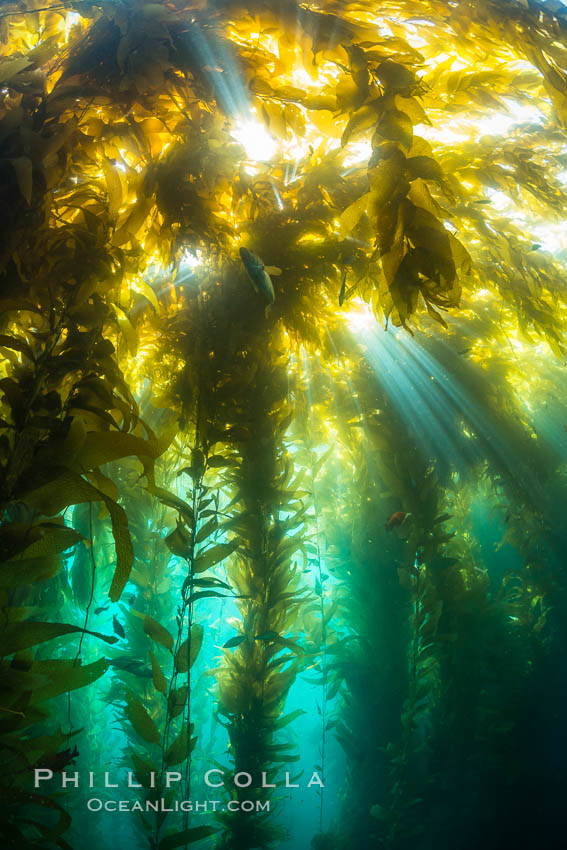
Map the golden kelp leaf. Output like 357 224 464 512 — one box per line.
134 278 159 311
175 624 204 674
125 691 161 744
1 621 118 656
368 157 405 206
143 615 174 651
0 55 32 84
426 302 449 329
342 104 377 147
102 158 123 217
112 197 153 246
302 93 336 111
394 95 429 126
76 431 161 471
376 59 417 91
337 192 370 237
193 540 239 573
9 157 33 206
406 156 443 183
376 109 413 149
335 75 365 111
0 333 34 361
149 649 167 694
111 303 138 356
448 233 472 273
407 178 440 218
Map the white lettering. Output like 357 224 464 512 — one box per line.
307 771 325 788
205 769 224 788
34 769 53 787
261 772 275 788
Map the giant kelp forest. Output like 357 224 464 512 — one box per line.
2 1 567 849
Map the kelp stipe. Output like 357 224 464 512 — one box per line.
214 342 307 850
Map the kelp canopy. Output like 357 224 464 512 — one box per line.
1 0 567 849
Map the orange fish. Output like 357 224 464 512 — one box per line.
385 511 409 532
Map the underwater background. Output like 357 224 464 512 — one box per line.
2 0 567 848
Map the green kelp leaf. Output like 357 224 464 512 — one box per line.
223 635 247 649
274 709 306 729
194 540 239 572
175 624 204 674
2 787 71 840
188 590 229 604
130 752 158 788
154 487 194 525
165 520 192 559
168 685 187 718
76 431 162 471
195 516 218 544
125 692 160 744
31 657 109 704
165 726 196 766
12 526 83 560
0 555 60 587
17 468 133 603
106 500 134 602
143 615 174 651
159 826 218 850
191 577 231 590
1 622 118 656
206 454 237 468
149 650 167 695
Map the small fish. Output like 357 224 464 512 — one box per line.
339 269 347 306
38 745 79 774
239 247 281 316
112 615 125 639
108 657 152 678
385 511 409 532
94 605 109 615
255 631 280 641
